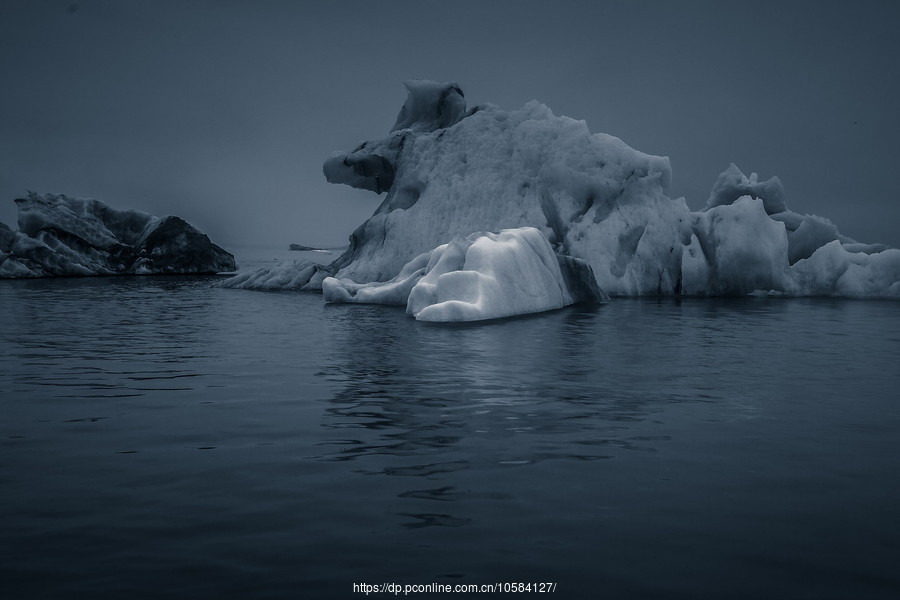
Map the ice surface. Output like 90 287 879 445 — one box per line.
321 81 466 194
789 240 900 297
218 258 325 291
706 162 786 215
683 197 790 295
315 81 899 300
391 79 468 133
0 193 235 278
324 89 674 294
0 221 16 254
323 227 606 322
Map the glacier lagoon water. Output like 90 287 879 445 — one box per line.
2 268 899 599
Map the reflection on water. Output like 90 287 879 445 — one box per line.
1 277 899 599
315 304 670 472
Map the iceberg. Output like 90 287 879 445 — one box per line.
314 80 899 299
323 227 606 322
224 79 899 312
0 192 236 278
322 82 678 294
288 243 326 252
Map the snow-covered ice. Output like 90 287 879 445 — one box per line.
0 193 235 278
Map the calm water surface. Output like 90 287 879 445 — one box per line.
1 273 899 599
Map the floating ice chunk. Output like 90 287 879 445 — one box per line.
0 193 235 278
131 216 236 274
218 258 327 291
324 227 605 322
411 228 603 322
288 243 325 252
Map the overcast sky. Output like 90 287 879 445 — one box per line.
1 0 898 249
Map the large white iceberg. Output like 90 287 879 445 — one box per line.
225 79 900 305
0 192 236 278
323 227 606 322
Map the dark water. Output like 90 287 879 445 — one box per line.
1 275 899 599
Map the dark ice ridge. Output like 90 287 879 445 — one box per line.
0 192 235 278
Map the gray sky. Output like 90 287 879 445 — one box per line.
1 0 898 249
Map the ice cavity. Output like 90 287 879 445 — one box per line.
313 80 899 299
323 227 606 322
0 192 235 278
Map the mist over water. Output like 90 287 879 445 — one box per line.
2 273 899 599
3 1 900 249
